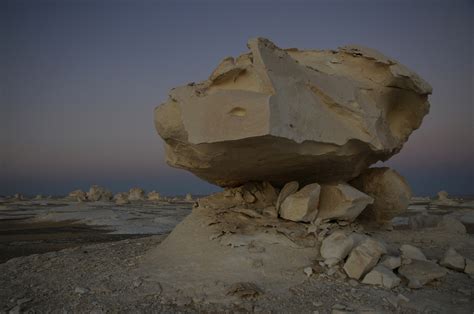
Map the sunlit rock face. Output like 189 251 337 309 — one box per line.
154 38 431 187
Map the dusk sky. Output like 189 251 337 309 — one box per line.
1 0 472 196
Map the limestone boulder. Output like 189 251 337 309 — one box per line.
439 248 465 271
68 189 87 202
185 193 193 202
320 230 366 266
343 238 387 279
279 183 320 222
400 244 427 262
128 188 145 201
154 38 431 187
362 265 401 289
350 167 411 222
276 181 298 211
432 190 458 206
317 183 373 222
114 192 129 205
398 260 447 288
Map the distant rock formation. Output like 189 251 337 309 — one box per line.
147 191 161 201
154 38 431 187
68 190 87 202
128 188 146 201
87 185 112 202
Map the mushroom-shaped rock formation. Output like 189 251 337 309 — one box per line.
154 38 431 187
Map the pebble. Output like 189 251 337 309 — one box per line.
74 287 89 294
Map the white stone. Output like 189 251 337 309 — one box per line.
362 265 401 289
185 193 193 201
317 183 373 222
400 244 427 261
439 248 465 271
280 183 320 222
276 181 299 211
398 260 447 288
343 238 387 279
304 266 313 277
350 167 411 222
380 256 401 270
154 38 431 187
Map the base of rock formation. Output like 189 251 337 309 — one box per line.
139 206 320 303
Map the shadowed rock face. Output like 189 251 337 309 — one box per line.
154 38 431 187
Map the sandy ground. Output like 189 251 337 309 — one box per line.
0 199 473 313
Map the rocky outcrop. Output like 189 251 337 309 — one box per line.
114 192 129 205
350 167 411 222
154 38 431 188
87 185 113 202
68 190 87 202
128 188 145 201
147 191 162 201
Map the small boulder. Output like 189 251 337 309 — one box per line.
439 248 465 271
317 183 373 222
343 238 387 279
279 183 320 222
432 190 458 206
398 260 447 288
185 193 193 202
147 191 161 201
400 244 427 262
350 167 411 223
362 265 401 289
380 255 401 270
320 230 364 266
276 181 299 211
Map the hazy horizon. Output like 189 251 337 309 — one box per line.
1 0 473 197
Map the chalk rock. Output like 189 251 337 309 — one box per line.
320 230 365 266
432 190 457 206
439 248 465 271
185 193 193 201
400 244 427 262
147 191 161 201
34 194 43 200
128 188 145 201
114 193 129 205
68 190 87 202
279 183 320 222
380 255 401 270
437 216 466 234
87 185 112 202
317 183 373 222
276 181 299 211
398 260 447 288
464 258 474 275
350 167 411 222
154 38 431 187
343 238 387 279
362 265 401 289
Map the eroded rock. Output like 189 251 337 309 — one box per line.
343 238 387 279
350 167 411 222
128 188 146 201
279 183 320 222
439 248 465 271
147 191 161 201
398 260 447 288
362 265 400 289
154 38 431 187
87 185 112 202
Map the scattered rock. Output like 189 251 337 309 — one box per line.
380 255 401 270
343 238 387 279
154 38 431 187
320 230 363 266
439 248 465 271
279 183 321 222
74 287 89 294
350 167 411 223
128 188 146 201
276 181 299 211
398 260 447 288
317 183 373 222
362 265 401 289
400 244 427 262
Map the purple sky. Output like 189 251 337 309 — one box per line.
1 0 472 196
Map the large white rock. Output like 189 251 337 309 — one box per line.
276 181 299 212
343 238 387 279
350 167 411 222
154 38 431 187
279 183 320 222
320 230 365 266
317 183 373 222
